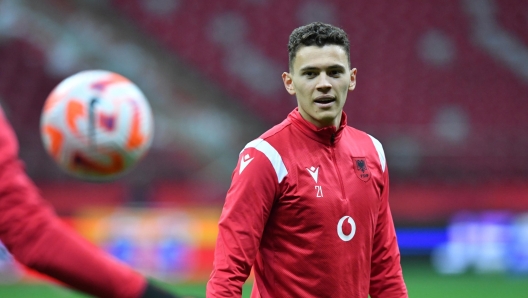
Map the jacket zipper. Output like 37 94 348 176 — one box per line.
330 133 346 201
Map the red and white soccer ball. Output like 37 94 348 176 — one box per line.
40 70 154 181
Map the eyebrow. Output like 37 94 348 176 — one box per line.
299 64 346 72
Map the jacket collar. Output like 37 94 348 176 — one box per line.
288 108 347 145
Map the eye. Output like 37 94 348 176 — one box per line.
329 69 342 77
303 71 317 78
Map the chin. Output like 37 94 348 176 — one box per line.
316 112 338 121
315 117 337 127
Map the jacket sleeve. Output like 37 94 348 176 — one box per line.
369 164 408 297
0 110 147 298
207 144 280 297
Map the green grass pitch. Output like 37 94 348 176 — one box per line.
1 259 527 297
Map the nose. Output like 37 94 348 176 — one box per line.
316 73 332 92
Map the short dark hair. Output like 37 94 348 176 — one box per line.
287 22 350 71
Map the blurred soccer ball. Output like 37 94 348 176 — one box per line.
40 70 154 181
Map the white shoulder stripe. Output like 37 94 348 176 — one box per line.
241 138 288 183
368 134 386 173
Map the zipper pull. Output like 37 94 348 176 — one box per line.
330 133 336 144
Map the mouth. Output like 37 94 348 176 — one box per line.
314 95 336 107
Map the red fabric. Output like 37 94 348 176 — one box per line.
0 109 146 298
207 109 407 297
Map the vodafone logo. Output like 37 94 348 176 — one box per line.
337 216 356 241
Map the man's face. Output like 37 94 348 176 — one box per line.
282 45 357 128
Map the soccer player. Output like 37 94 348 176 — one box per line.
0 107 178 297
207 22 408 297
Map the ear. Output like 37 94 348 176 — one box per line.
349 68 357 91
282 72 296 95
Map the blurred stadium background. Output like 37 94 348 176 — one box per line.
0 0 527 297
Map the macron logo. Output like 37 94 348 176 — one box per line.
306 166 319 183
239 154 254 174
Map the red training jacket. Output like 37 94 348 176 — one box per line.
0 108 146 298
207 108 408 298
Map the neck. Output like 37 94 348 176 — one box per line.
298 109 341 129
